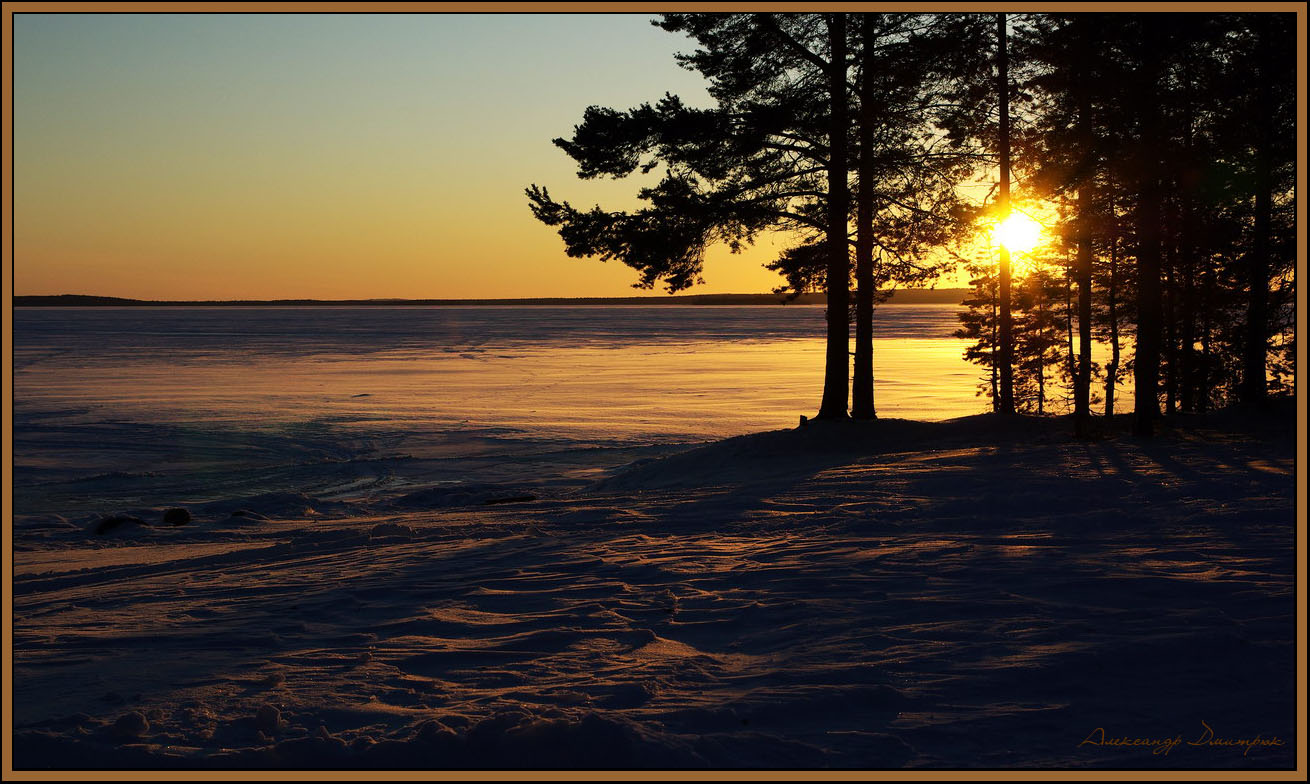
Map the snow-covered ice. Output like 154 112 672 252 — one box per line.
9 307 1296 770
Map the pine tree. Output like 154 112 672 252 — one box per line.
530 12 972 420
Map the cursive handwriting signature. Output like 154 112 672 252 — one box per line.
1079 720 1285 757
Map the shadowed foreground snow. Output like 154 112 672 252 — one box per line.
11 408 1298 770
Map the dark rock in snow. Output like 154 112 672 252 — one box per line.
162 507 191 526
259 672 287 689
483 494 537 506
598 681 657 708
211 492 348 519
369 522 417 540
392 484 535 509
91 515 149 535
110 711 149 739
255 704 283 736
20 514 78 531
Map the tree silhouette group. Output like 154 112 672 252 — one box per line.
528 12 1296 437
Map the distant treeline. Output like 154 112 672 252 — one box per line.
13 289 969 308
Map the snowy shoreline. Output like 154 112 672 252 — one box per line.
11 405 1299 770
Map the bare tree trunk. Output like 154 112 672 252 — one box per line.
817 12 851 420
851 14 877 420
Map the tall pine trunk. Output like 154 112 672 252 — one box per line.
1242 16 1273 407
851 14 877 420
1074 96 1093 435
1133 183 1163 436
1075 192 1093 434
1105 187 1121 418
990 279 999 410
1065 264 1075 410
1072 18 1094 436
817 12 851 420
1198 265 1213 412
1164 249 1178 416
1179 187 1198 412
1178 109 1199 413
1132 18 1164 437
996 13 1016 415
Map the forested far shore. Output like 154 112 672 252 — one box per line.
13 289 969 308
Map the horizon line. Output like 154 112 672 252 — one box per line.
13 288 971 306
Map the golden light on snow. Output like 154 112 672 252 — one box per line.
990 212 1044 255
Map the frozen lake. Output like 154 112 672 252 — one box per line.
9 306 1295 771
13 304 981 521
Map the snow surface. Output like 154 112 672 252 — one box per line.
11 408 1297 770
10 307 1293 770
13 305 984 525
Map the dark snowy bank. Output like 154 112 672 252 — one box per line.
11 404 1299 770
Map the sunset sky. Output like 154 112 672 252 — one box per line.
14 13 825 300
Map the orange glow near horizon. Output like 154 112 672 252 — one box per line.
14 14 802 301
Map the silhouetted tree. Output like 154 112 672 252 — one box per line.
527 13 849 418
955 262 1000 410
818 12 852 419
530 12 971 421
1236 13 1297 407
1011 13 1105 435
994 13 1017 416
981 12 1296 430
531 11 1296 429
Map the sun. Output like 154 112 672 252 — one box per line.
990 212 1043 254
